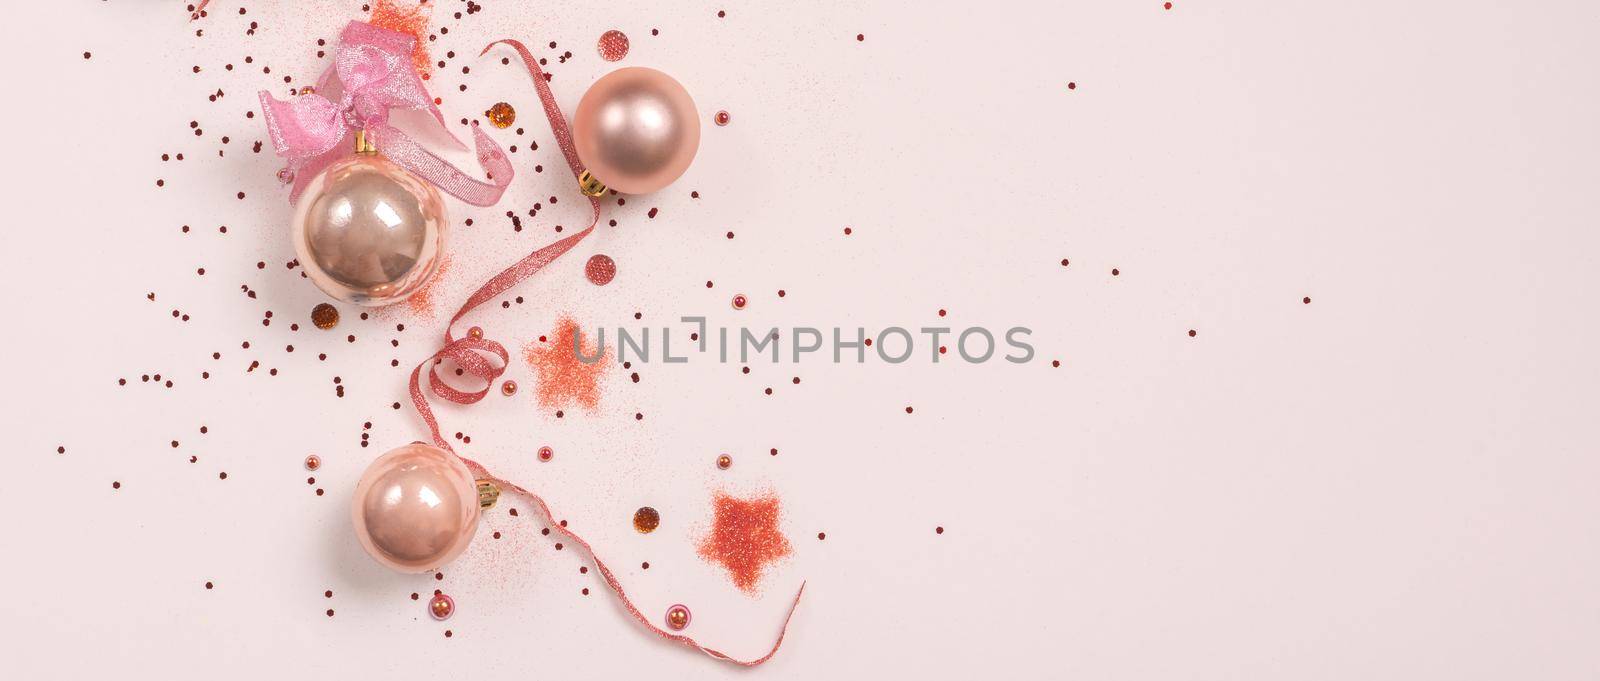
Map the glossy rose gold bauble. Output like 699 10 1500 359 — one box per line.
351 443 480 572
291 153 446 306
573 67 700 194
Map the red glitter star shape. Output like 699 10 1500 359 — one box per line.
698 492 793 594
523 316 608 411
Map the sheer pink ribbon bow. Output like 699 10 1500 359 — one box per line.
258 21 512 206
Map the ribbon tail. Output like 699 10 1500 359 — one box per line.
368 122 512 207
483 39 588 176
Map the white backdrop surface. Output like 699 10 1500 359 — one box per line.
5 1 1600 679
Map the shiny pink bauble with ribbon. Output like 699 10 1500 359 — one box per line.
573 67 700 194
351 443 480 572
290 153 446 306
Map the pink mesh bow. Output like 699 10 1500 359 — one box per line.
258 21 512 206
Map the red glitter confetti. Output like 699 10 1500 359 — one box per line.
597 30 630 62
369 0 434 77
698 492 792 594
524 316 608 411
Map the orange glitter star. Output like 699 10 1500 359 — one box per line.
524 316 608 411
698 492 793 594
369 0 433 76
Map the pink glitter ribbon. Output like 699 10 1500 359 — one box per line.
404 38 804 667
257 21 512 206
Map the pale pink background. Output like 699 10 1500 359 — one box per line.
5 1 1600 679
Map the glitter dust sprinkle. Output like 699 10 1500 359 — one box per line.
524 316 608 411
597 30 630 62
698 492 792 594
369 0 434 77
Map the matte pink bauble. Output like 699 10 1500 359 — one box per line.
351 443 480 572
573 67 700 194
290 153 446 306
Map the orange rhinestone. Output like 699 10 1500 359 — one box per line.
501 380 517 396
716 454 732 470
633 506 660 533
310 303 339 330
304 454 321 471
485 102 516 129
467 326 484 339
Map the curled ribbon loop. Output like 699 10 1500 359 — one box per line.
402 37 804 667
258 21 512 206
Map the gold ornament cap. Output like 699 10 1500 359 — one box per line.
354 129 377 154
476 479 501 509
578 170 607 197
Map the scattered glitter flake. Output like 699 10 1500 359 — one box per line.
524 316 608 411
585 254 617 286
633 506 661 534
665 604 691 630
305 455 321 471
369 0 434 76
597 30 630 61
311 303 339 329
404 253 451 316
714 110 731 126
429 593 455 620
698 492 792 594
485 102 516 129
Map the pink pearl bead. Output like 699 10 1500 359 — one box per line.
665 604 691 630
429 593 455 620
351 443 480 573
